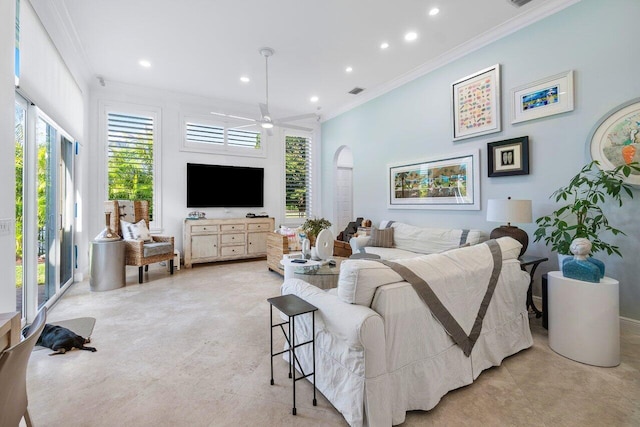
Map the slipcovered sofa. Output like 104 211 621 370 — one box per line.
349 221 488 260
281 237 532 426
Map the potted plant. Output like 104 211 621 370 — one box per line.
301 217 332 245
533 160 639 258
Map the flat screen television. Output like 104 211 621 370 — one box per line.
187 163 264 208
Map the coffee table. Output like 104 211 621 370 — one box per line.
286 257 347 290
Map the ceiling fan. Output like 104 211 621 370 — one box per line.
212 47 317 136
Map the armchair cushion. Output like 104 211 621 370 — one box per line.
121 219 152 242
143 242 173 257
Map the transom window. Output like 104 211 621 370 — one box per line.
182 115 264 157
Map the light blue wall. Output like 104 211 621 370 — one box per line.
321 0 640 320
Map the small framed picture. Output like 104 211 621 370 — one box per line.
511 70 574 124
451 64 501 141
487 136 529 177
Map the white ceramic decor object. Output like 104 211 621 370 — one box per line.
316 229 334 260
301 238 311 259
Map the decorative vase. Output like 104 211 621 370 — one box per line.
301 238 311 260
95 212 119 241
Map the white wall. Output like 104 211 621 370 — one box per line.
0 0 17 312
320 0 640 320
87 82 320 263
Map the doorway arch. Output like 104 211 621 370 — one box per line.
333 146 353 236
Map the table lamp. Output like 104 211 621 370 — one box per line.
486 197 532 257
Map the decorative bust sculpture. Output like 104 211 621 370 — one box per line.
562 238 604 283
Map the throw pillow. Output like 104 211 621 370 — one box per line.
120 219 153 242
366 227 394 248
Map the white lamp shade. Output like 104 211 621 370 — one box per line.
486 199 532 224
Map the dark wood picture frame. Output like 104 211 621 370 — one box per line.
487 136 529 177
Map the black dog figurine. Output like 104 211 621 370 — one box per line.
23 323 97 356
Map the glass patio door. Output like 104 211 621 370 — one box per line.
16 95 76 319
59 136 74 289
36 117 56 306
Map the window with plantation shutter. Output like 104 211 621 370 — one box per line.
285 134 312 219
186 122 224 146
106 110 160 226
182 115 264 157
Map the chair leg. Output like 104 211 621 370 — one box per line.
138 267 143 284
24 407 33 427
145 265 149 272
170 259 174 275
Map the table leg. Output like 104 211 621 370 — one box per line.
291 315 297 416
269 306 274 386
312 311 317 406
526 263 543 318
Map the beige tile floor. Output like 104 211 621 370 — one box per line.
25 260 640 426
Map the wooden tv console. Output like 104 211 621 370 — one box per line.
183 217 275 268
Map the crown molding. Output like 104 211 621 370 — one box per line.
322 0 582 122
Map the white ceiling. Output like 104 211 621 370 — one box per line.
40 0 576 120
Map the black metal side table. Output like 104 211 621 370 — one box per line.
268 294 318 415
519 255 548 318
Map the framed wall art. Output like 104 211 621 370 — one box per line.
388 150 480 210
452 64 501 141
487 136 529 177
511 70 574 124
588 97 640 186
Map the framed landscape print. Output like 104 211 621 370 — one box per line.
511 70 574 124
487 136 530 177
452 64 501 141
388 150 480 210
588 98 640 186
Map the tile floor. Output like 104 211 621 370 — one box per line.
24 260 640 426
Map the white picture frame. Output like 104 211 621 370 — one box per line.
452 64 501 141
388 149 480 210
511 70 574 124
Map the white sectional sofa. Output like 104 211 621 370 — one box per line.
281 237 532 427
349 221 488 260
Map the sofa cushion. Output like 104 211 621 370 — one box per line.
338 260 403 306
359 247 418 260
390 222 486 254
366 227 394 248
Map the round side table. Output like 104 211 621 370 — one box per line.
547 271 620 367
90 240 126 291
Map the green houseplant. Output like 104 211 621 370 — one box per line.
301 217 332 244
533 160 639 257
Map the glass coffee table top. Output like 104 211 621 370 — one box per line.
293 257 348 276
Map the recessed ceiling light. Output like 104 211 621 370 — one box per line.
310 96 319 103
240 76 250 83
139 59 151 68
380 42 389 50
429 7 440 16
345 66 353 73
404 32 418 42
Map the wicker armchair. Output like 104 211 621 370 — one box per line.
104 200 174 283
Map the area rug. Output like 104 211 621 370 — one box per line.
33 317 96 351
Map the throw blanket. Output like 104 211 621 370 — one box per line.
375 239 502 356
117 200 136 222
